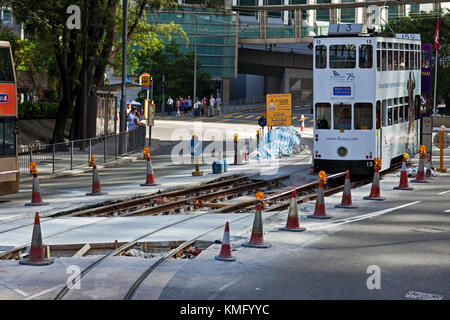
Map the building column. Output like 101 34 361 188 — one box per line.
329 0 339 24
224 0 232 11
222 78 230 105
294 9 302 38
258 10 267 39
307 0 314 28
398 4 406 18
283 0 289 24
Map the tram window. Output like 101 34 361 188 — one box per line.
329 45 356 69
334 104 352 130
359 45 373 68
382 100 388 127
388 108 393 126
315 45 327 69
377 50 381 71
382 50 387 71
0 48 14 82
399 105 404 122
354 103 373 130
411 51 415 71
405 48 410 70
315 103 331 129
376 101 381 129
393 50 399 70
399 51 405 69
0 118 16 156
393 106 399 124
388 50 393 70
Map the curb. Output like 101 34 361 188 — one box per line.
20 139 162 184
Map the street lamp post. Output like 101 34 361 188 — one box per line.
193 15 197 103
119 0 128 154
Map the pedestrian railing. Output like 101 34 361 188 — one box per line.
18 126 147 178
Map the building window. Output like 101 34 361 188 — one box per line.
359 45 373 68
2 9 12 24
316 103 331 129
354 103 373 130
315 45 327 69
334 104 352 130
329 45 356 69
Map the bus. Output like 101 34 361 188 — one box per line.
313 24 421 175
0 40 19 195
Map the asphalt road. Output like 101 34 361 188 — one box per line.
160 175 450 300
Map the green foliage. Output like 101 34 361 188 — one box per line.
134 41 210 107
18 101 61 119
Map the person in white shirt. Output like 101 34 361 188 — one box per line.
209 95 216 117
167 96 174 116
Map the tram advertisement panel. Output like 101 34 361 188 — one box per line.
421 44 432 102
0 83 15 116
266 93 292 127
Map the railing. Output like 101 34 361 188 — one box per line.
18 126 147 177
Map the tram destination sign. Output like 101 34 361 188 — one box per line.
333 86 352 96
395 33 421 41
328 24 362 35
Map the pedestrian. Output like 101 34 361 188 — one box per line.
184 97 189 117
193 97 199 117
176 97 181 117
167 96 174 116
215 94 222 116
209 94 216 117
202 97 207 117
128 106 145 130
187 96 192 117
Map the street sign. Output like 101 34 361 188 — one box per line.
145 99 155 126
433 131 450 149
266 94 292 127
140 73 151 89
190 135 202 157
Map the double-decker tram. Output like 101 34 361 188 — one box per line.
0 41 19 195
313 24 421 175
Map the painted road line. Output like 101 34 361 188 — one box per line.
444 209 450 213
235 115 244 118
292 116 298 120
25 284 65 300
308 201 421 231
438 190 450 195
0 281 29 297
245 115 254 119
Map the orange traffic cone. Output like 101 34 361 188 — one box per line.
394 156 413 190
242 202 271 248
141 153 158 186
19 212 53 266
300 115 305 132
215 222 236 261
280 189 306 232
25 174 48 206
86 165 107 196
308 172 332 219
412 150 428 183
363 166 385 200
335 170 357 209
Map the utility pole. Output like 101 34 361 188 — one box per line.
162 74 166 115
193 15 197 102
119 0 128 154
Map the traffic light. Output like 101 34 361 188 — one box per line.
162 81 168 89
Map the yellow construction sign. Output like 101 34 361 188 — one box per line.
266 94 292 126
145 99 155 126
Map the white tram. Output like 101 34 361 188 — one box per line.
313 24 421 175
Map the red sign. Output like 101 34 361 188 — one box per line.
0 84 16 116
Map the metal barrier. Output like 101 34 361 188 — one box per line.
18 126 147 177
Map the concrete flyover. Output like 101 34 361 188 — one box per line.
238 46 313 78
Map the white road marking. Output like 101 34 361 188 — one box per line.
0 281 29 297
438 190 450 195
308 201 421 231
444 209 450 213
24 284 65 300
405 290 444 300
412 227 443 233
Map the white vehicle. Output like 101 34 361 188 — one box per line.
313 24 421 175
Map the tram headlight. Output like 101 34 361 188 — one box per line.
337 146 348 157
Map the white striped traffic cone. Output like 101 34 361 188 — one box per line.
280 189 306 232
394 157 413 190
19 212 53 266
86 165 107 196
308 180 332 219
25 175 48 206
141 156 158 186
215 222 236 261
412 153 428 183
363 167 385 200
335 170 357 209
242 202 271 248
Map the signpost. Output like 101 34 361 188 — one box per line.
266 94 292 127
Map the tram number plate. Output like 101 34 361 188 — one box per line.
333 87 351 96
0 94 9 103
366 161 373 168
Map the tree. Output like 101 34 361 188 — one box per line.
133 41 210 109
10 0 185 143
381 10 450 109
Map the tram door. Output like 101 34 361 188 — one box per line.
375 101 382 162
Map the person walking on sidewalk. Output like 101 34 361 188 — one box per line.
167 96 174 116
209 94 216 117
216 94 222 116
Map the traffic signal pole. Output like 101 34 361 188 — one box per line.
119 0 128 155
162 74 165 115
